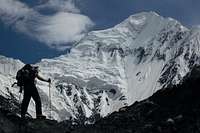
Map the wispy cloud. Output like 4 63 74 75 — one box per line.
0 0 94 50
35 0 80 13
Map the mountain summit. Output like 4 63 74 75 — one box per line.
0 12 200 122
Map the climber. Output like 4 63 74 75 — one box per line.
16 64 51 119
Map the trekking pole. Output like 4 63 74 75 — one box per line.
49 82 52 119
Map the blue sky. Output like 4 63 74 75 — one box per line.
0 0 200 63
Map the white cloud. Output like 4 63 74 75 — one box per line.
0 0 94 50
31 12 93 50
0 0 30 24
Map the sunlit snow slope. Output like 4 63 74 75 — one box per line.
1 12 200 122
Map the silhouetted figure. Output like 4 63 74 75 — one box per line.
16 64 51 119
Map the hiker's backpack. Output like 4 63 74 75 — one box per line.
16 69 25 87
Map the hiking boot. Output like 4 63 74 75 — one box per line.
36 114 46 119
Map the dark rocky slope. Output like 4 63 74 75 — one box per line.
1 66 200 133
73 66 200 133
0 95 77 133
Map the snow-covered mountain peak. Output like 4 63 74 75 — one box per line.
72 12 188 62
1 12 200 122
38 12 200 120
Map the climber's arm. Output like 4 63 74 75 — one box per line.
37 74 51 83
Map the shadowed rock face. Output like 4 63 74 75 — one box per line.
72 66 200 133
0 112 76 133
1 66 200 133
0 95 77 133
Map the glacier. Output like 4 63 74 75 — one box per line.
0 12 200 122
